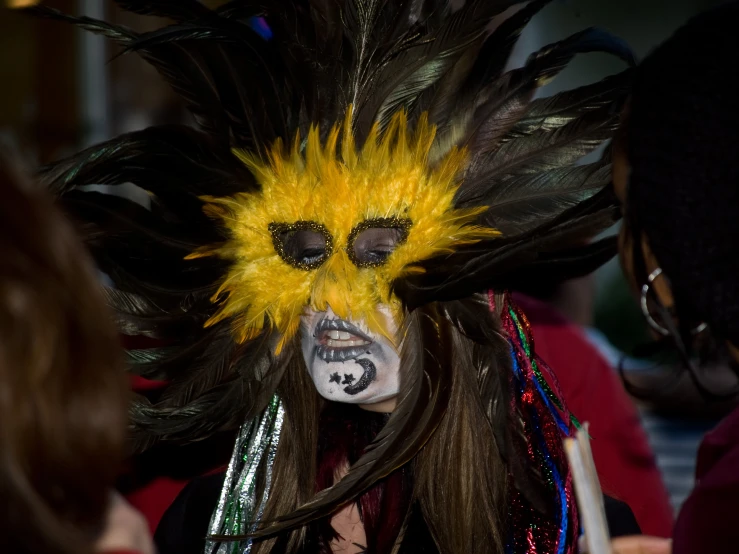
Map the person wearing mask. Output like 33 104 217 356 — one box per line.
24 0 652 551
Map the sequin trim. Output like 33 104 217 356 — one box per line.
346 217 412 268
268 220 333 270
490 290 579 554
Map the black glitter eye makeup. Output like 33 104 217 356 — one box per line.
347 217 411 268
269 221 333 270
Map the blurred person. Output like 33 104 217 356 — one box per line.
612 2 739 553
0 149 154 554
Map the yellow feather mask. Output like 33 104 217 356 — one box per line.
188 108 500 353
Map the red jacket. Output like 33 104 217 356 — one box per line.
123 295 674 538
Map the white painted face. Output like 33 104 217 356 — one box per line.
300 305 400 406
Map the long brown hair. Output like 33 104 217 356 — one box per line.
0 151 129 554
414 299 510 553
243 296 509 553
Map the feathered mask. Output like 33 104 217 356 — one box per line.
190 109 498 352
28 0 631 447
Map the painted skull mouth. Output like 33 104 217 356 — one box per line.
314 317 373 362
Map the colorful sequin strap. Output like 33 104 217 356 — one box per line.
205 395 284 554
491 291 579 554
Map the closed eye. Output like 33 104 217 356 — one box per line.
281 230 328 265
269 222 333 270
349 223 409 267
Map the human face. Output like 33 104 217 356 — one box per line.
300 305 400 412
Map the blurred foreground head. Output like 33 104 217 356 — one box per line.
0 150 128 554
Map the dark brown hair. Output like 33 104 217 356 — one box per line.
412 304 509 553
0 151 129 554
626 2 739 347
618 2 739 399
242 296 509 554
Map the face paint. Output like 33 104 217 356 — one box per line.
300 305 400 405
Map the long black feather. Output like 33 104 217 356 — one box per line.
22 5 137 42
361 0 532 134
460 0 553 96
63 191 212 251
394 187 620 308
112 0 213 21
476 151 613 234
130 330 290 452
510 70 632 136
430 24 630 165
101 286 207 339
38 125 252 198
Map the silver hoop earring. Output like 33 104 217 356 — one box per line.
640 268 707 336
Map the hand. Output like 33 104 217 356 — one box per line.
95 493 155 554
610 536 672 554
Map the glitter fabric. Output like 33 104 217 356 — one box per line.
490 291 579 554
205 395 284 554
513 305 582 432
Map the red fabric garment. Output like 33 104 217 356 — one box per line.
121 297 674 537
672 406 739 554
513 294 674 538
124 475 190 535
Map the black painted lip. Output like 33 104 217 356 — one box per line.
316 344 370 362
314 317 374 344
314 317 374 363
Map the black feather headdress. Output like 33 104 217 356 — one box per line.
26 0 632 551
28 0 632 332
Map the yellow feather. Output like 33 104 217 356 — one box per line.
193 107 500 349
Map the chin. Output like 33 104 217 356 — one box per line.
315 387 377 404
319 390 397 411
